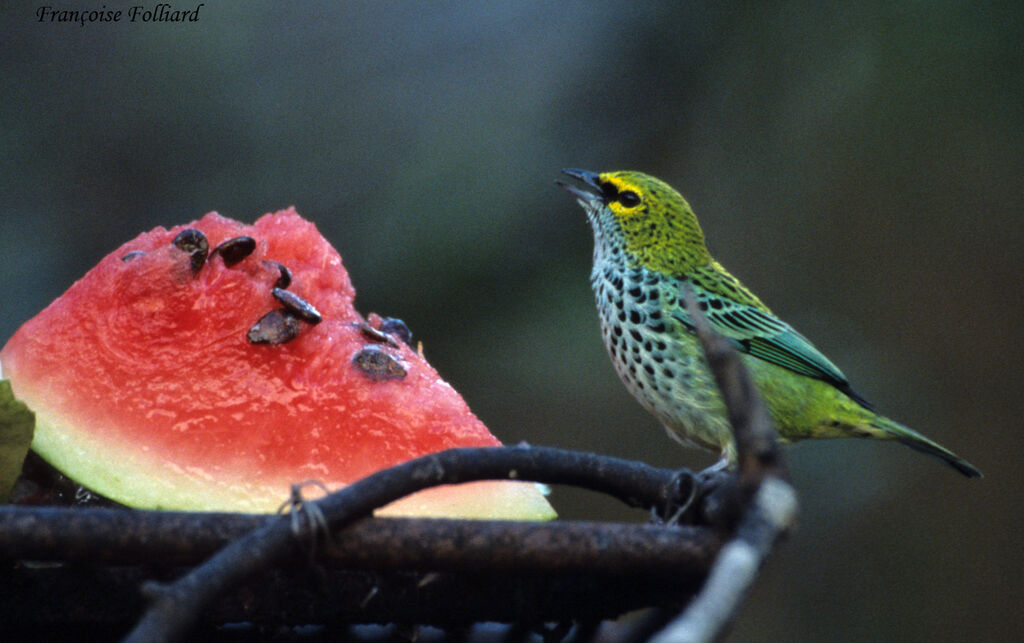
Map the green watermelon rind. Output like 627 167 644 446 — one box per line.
7 370 555 518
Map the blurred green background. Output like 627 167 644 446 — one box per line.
2 2 1021 640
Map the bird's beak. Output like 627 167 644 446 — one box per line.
555 168 605 205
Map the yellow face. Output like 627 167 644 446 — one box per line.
600 173 647 217
595 171 710 275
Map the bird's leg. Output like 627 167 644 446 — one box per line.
704 458 730 474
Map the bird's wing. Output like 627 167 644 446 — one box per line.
667 277 874 410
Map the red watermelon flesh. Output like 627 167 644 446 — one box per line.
0 209 555 519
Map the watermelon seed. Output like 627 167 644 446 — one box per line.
353 345 407 381
263 260 292 289
210 235 256 267
172 228 209 275
379 317 413 346
247 309 302 345
358 320 399 347
121 250 146 262
273 287 322 324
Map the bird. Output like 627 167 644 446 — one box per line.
556 168 981 478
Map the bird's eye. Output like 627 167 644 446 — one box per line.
618 190 641 208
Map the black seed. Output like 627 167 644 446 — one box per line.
359 321 399 347
247 309 302 345
211 236 256 267
173 228 208 253
172 229 209 275
612 325 623 337
709 298 724 310
629 309 643 324
663 368 675 378
699 300 708 311
379 317 413 346
643 341 652 352
617 310 627 323
262 260 292 289
648 322 666 333
272 288 322 324
644 363 655 375
628 286 642 298
630 329 643 342
121 250 145 262
353 345 407 381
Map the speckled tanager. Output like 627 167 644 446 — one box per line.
557 169 980 478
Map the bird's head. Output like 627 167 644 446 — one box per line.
557 169 710 275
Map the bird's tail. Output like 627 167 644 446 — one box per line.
870 416 982 478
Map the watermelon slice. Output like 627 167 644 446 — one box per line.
0 209 555 520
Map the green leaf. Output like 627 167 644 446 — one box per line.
0 379 34 501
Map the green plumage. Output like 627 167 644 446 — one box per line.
558 169 980 478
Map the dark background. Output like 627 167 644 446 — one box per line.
2 3 1021 641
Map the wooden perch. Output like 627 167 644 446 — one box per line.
0 507 718 578
1 508 718 632
2 445 733 639
119 445 708 642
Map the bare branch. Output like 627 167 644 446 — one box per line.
650 478 797 643
648 284 798 643
0 507 718 578
121 445 702 642
681 282 787 486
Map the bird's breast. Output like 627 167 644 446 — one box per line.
590 265 732 454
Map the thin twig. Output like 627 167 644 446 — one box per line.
681 282 787 486
648 284 797 643
649 478 797 643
